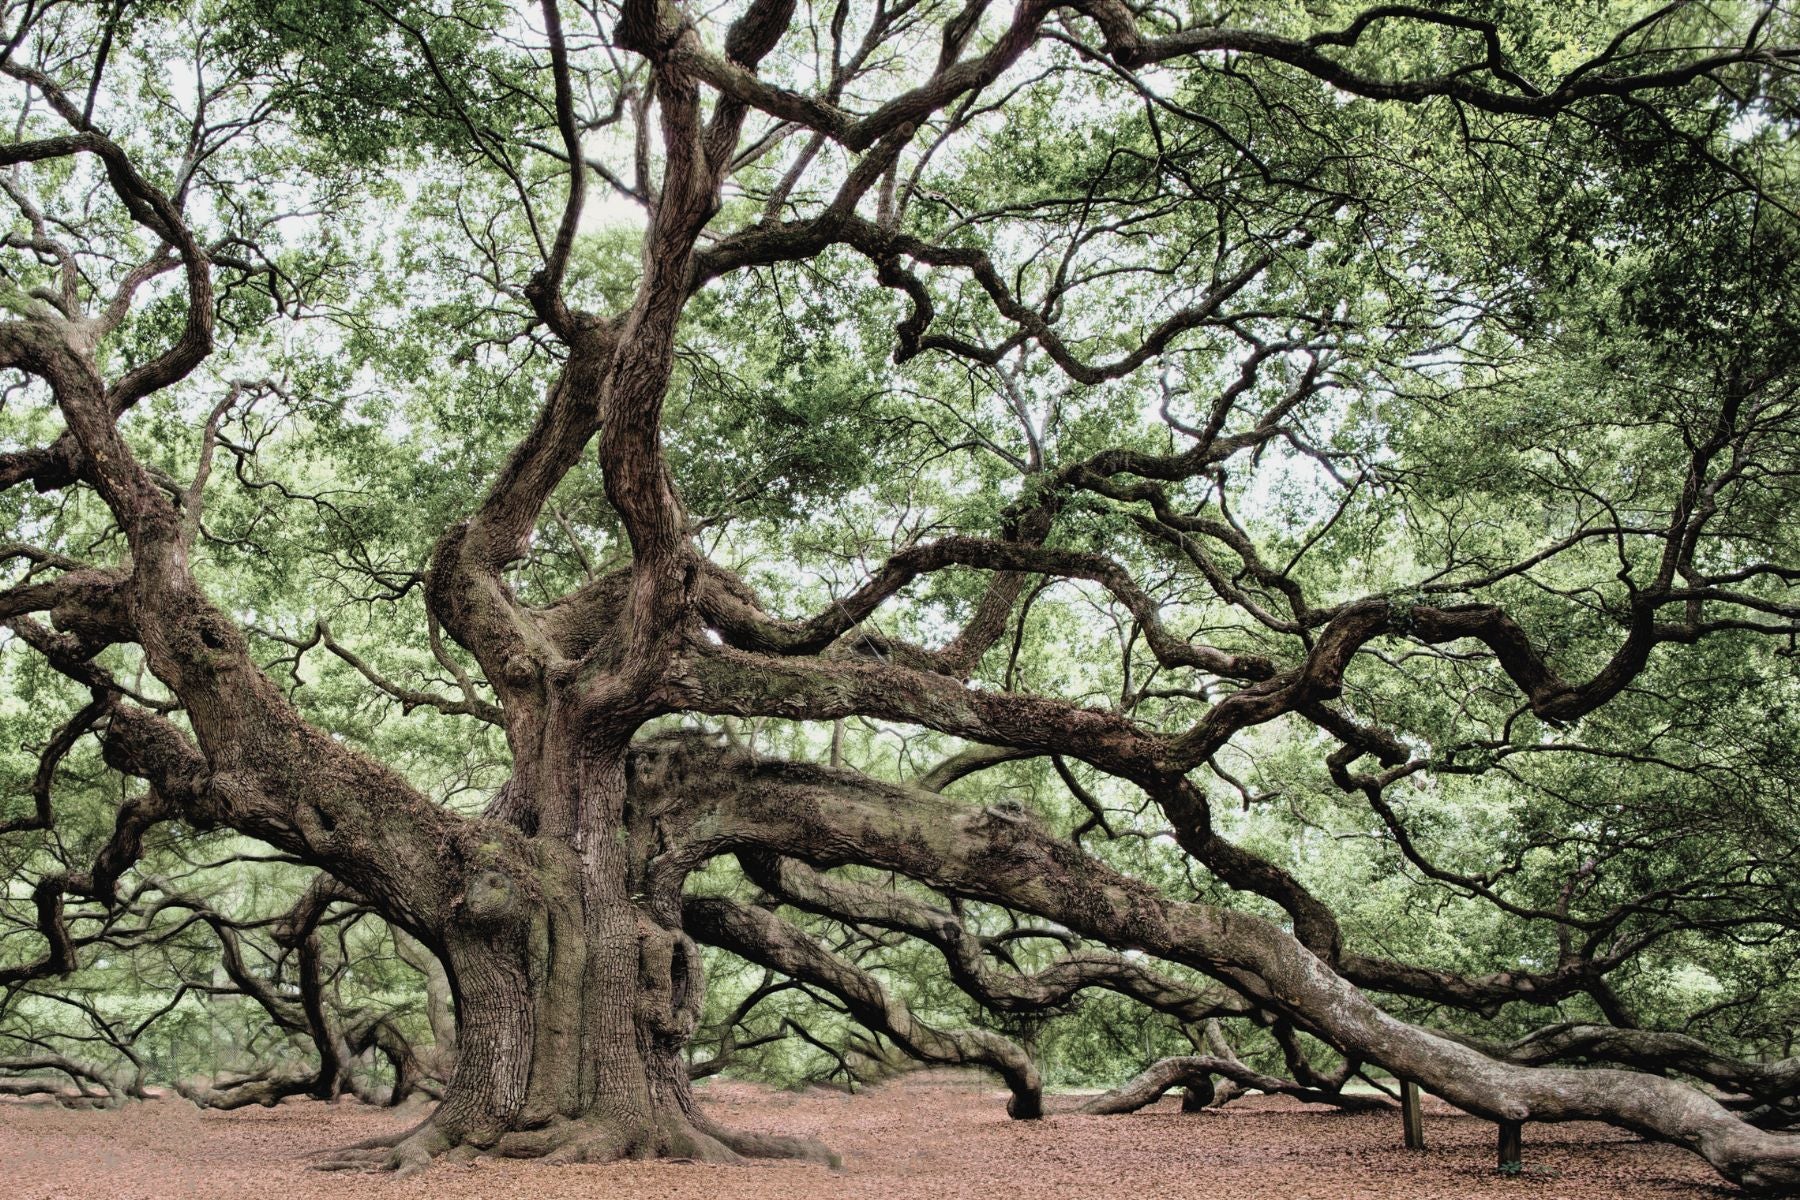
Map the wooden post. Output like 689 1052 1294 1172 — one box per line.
1401 1080 1425 1150
1497 1120 1524 1173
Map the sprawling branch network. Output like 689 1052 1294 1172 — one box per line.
2 0 1799 1188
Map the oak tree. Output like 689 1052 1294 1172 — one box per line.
5 0 1800 1187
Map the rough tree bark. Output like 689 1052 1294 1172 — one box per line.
5 0 1800 1189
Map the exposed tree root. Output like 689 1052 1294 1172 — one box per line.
312 1118 447 1175
308 1114 432 1157
310 1109 838 1175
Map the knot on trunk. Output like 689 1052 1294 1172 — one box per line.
457 869 525 928
636 916 703 1039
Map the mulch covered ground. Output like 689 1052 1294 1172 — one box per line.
0 1071 1728 1199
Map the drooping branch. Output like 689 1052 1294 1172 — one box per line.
1077 1054 1386 1116
1491 1024 1800 1114
0 1052 129 1107
642 740 1800 1190
742 854 1252 1026
685 895 1044 1117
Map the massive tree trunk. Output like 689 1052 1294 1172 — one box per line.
411 890 714 1166
342 743 832 1171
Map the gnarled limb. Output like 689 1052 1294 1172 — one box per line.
686 894 1044 1118
1077 1054 1387 1116
649 742 1800 1191
742 854 1252 1024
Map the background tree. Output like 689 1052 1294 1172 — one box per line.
5 0 1800 1186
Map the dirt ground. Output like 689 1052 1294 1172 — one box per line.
0 1071 1729 1200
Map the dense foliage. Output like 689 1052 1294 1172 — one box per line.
4 0 1800 1185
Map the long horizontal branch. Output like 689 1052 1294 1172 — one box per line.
644 742 1800 1189
1077 1052 1388 1115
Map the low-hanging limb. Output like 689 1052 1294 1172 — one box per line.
0 862 449 1111
1077 1055 1387 1116
0 1051 131 1107
670 639 1712 1018
709 854 1405 1122
640 740 1800 1191
684 895 1045 1117
673 568 1785 1021
1482 1024 1800 1116
740 854 1254 1024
